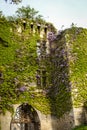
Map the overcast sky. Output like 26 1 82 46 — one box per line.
0 0 87 30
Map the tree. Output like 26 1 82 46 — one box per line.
0 11 3 18
36 15 45 24
6 15 17 21
4 0 22 4
0 11 6 20
29 8 39 20
16 6 39 20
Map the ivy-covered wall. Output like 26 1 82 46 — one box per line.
44 31 72 117
65 27 87 108
36 26 87 117
0 17 87 120
0 18 56 115
0 18 39 113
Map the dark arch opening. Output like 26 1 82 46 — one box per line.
10 103 41 130
30 23 34 32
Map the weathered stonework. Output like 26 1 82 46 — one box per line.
0 111 12 130
73 107 87 126
0 20 87 130
0 104 87 130
0 105 73 130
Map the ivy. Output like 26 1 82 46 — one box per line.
0 18 39 113
0 17 87 118
65 27 87 107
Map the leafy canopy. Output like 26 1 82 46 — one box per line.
4 0 22 4
16 5 39 19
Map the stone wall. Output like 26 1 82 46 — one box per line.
73 107 87 126
38 110 74 130
0 105 87 130
0 111 12 130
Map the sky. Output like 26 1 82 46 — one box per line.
0 0 87 30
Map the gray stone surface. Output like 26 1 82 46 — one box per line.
0 105 87 130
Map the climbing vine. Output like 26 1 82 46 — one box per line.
65 27 87 107
0 16 87 118
0 18 39 113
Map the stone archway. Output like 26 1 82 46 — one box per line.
10 103 41 130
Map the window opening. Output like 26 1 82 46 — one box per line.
37 24 41 34
30 23 34 32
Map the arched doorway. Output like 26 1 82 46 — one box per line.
10 103 41 130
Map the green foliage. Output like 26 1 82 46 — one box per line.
72 125 87 130
65 27 87 107
0 11 3 18
0 12 57 116
16 5 39 20
15 5 46 25
0 18 38 113
4 0 22 4
1 15 87 120
0 17 72 117
45 32 72 117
